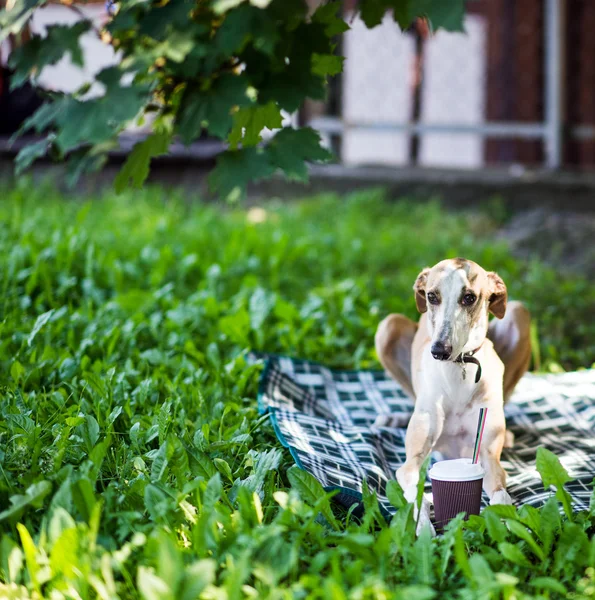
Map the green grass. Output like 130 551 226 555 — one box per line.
0 181 593 599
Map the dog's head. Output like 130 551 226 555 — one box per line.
413 258 507 361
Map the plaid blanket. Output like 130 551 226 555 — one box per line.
257 355 595 517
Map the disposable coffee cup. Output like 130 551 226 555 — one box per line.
429 458 484 531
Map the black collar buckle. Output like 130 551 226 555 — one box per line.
455 347 482 384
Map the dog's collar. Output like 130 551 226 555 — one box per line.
455 345 483 384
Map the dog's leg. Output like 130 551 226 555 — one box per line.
488 300 532 402
480 418 513 505
375 313 417 401
396 401 445 535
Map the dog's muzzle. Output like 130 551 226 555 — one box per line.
431 341 452 361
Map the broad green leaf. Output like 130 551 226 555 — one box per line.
498 542 531 567
179 559 216 600
108 406 123 426
203 474 223 513
19 101 62 135
16 524 40 592
535 447 573 518
483 509 507 544
213 458 234 482
177 74 250 143
27 309 54 347
151 442 170 482
505 519 545 561
219 308 251 343
49 527 79 578
239 448 281 494
0 481 52 523
72 478 97 522
287 466 339 530
228 102 283 148
453 527 471 579
155 532 183 595
386 479 407 509
81 414 100 453
158 402 172 444
214 4 279 56
311 53 344 77
137 566 171 600
554 522 589 574
10 360 25 383
6 414 35 436
392 0 411 29
14 138 52 175
361 480 386 528
115 132 172 193
539 496 561 555
48 507 76 546
3 538 24 584
64 149 108 189
359 0 388 28
518 504 541 535
235 484 264 525
154 31 195 63
469 554 495 587
249 287 276 330
252 534 297 585
311 1 350 37
483 503 517 520
536 447 571 488
209 147 275 200
529 577 568 595
188 449 217 480
267 127 332 182
90 439 110 474
257 21 329 111
413 525 433 585
395 587 435 600
168 435 190 483
53 67 149 153
144 485 170 521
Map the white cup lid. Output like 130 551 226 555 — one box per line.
429 458 485 482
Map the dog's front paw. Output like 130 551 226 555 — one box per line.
414 496 436 537
490 489 513 506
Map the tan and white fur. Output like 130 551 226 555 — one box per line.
375 258 531 534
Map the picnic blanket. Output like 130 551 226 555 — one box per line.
257 355 595 517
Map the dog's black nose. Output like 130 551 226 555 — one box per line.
431 341 452 361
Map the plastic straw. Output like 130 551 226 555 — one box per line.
472 407 488 464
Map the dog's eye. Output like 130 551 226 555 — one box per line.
427 292 439 305
462 293 476 306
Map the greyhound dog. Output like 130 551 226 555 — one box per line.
375 258 531 534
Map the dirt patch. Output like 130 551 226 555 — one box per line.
496 208 595 277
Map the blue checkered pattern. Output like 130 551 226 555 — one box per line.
257 355 595 517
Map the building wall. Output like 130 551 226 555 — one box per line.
342 13 486 168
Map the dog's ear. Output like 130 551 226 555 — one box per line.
413 268 431 313
487 271 507 319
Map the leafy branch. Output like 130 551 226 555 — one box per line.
1 0 465 198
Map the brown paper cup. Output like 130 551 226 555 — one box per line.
429 458 484 532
